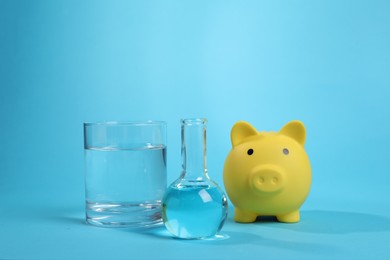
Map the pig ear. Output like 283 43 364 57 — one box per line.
231 121 258 147
279 120 306 146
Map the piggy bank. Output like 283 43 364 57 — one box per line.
223 120 311 223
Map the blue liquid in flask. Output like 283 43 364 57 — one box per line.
162 118 228 239
163 183 228 239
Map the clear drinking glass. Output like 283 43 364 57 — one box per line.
83 121 167 227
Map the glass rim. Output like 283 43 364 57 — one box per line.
180 118 207 125
83 120 166 127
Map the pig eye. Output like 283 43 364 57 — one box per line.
283 148 289 155
247 149 254 155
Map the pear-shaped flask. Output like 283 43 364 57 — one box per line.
162 118 228 239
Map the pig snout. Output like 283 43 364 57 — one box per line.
250 165 285 194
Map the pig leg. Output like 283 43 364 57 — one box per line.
276 210 300 223
234 208 257 223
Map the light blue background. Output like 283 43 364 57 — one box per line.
1 0 389 259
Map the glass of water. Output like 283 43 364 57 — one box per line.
83 121 167 227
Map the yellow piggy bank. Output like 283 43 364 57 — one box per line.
223 120 311 223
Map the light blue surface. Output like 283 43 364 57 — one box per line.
1 0 390 259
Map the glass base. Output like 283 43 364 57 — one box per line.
86 201 163 227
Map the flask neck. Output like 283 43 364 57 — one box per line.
181 118 208 180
